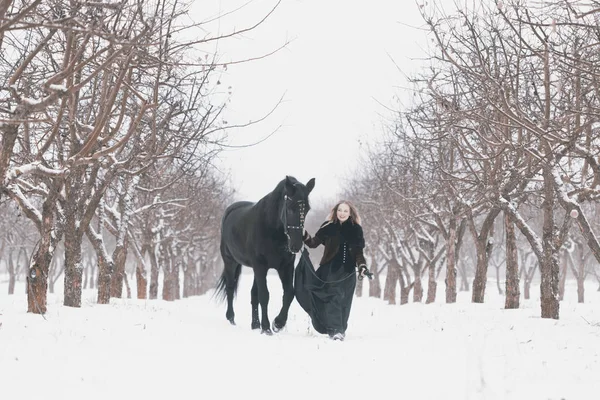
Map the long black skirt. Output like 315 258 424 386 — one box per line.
294 249 356 335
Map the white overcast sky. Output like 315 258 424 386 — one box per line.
192 0 437 204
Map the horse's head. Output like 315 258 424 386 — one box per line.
281 176 315 253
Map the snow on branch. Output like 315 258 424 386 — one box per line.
498 197 544 260
132 198 189 216
550 164 600 264
4 184 43 230
7 162 66 180
376 243 392 262
77 1 123 9
14 178 48 197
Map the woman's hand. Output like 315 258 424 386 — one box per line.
357 265 373 280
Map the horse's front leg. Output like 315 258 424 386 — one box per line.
273 266 294 332
254 269 272 335
250 277 260 330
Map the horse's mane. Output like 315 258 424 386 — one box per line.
256 177 292 231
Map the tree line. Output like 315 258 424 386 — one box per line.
3 0 600 322
342 0 600 320
0 0 282 313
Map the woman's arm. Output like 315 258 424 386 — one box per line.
354 247 367 267
353 224 367 266
303 221 331 248
303 230 322 248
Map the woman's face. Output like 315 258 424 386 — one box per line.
336 203 350 223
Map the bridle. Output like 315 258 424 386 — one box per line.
282 193 306 253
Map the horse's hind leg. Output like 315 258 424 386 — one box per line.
254 268 272 335
273 267 294 332
250 277 260 330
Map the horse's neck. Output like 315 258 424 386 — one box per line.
258 191 283 233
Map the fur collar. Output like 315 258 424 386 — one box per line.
319 220 364 248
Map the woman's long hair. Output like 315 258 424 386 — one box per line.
327 200 361 225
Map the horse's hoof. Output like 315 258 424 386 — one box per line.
228 319 236 326
251 321 260 330
261 328 273 336
272 321 284 333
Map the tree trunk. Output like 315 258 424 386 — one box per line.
110 238 128 298
27 237 57 314
540 170 560 319
558 252 568 301
472 239 490 303
495 264 503 294
369 274 381 298
521 262 535 300
182 265 190 298
97 258 113 304
0 124 19 191
182 259 196 298
470 210 499 303
8 272 16 295
27 182 62 313
8 250 16 295
27 255 50 314
539 255 560 318
383 260 399 304
63 169 84 308
48 263 56 295
124 271 132 299
83 261 89 290
412 273 423 302
368 253 381 298
162 245 175 301
88 254 96 289
48 255 62 295
566 247 587 304
398 266 411 305
504 212 520 309
149 246 159 299
162 270 173 301
458 261 469 291
577 277 585 303
197 258 211 295
523 264 533 300
446 216 457 303
86 224 114 305
136 258 148 299
425 258 437 304
63 230 84 308
173 259 181 300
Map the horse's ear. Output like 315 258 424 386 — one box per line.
306 178 315 193
285 175 294 188
284 176 296 195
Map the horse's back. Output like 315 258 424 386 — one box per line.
222 201 255 231
220 201 256 262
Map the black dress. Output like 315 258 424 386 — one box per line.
294 220 365 337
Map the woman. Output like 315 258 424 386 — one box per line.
295 200 370 341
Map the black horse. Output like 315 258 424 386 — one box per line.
215 176 315 335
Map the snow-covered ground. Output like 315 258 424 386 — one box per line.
1 270 599 400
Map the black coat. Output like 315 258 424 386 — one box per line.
295 219 366 336
303 219 367 269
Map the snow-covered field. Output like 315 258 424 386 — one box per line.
1 270 599 400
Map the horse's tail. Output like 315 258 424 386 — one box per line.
213 264 242 302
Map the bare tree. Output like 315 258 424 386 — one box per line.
1 0 286 313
